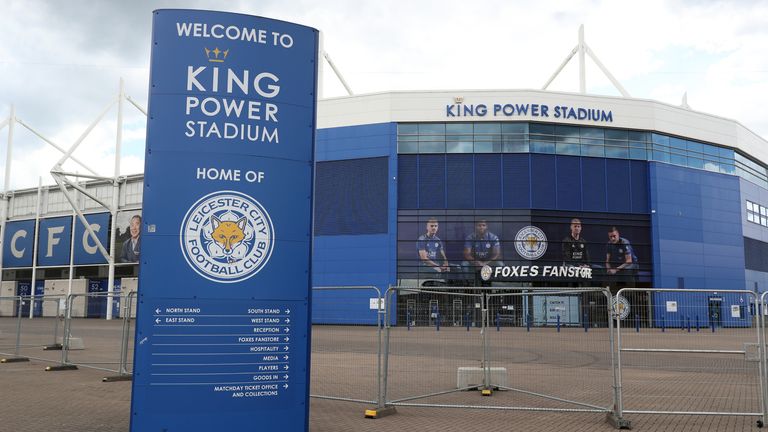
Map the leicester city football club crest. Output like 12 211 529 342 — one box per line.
180 190 275 283
480 265 493 281
515 226 547 260
613 295 630 320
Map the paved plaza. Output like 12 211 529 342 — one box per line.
0 317 765 431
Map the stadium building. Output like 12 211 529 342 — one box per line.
312 88 768 327
2 39 768 328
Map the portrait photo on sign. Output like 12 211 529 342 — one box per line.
116 210 142 263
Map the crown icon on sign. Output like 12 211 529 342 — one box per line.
204 47 229 62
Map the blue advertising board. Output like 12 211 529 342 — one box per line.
17 280 44 317
73 213 110 265
37 216 72 267
2 219 35 268
130 10 317 431
86 279 121 318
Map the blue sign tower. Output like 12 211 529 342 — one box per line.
130 10 317 431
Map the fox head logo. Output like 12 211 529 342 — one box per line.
210 215 246 256
181 191 274 283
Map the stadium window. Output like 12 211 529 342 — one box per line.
474 123 501 153
10 194 36 217
501 123 528 153
446 123 473 153
394 122 768 191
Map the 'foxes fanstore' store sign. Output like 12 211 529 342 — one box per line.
130 10 317 431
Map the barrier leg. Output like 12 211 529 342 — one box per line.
365 291 396 420
481 295 491 396
46 294 77 372
44 299 63 350
103 296 133 382
606 290 631 429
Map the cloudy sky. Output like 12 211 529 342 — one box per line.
1 0 767 190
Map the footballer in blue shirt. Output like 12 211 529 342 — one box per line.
417 218 449 272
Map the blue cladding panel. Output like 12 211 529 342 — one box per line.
606 159 632 212
419 155 446 209
556 156 581 211
312 288 382 324
582 158 606 211
503 154 530 208
73 213 111 265
475 154 502 208
37 216 72 267
316 123 393 161
631 160 649 213
314 125 397 325
745 237 768 271
446 155 474 208
312 234 391 324
3 220 35 268
315 157 388 236
531 154 556 209
397 155 418 209
650 163 745 297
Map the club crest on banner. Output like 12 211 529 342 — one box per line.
515 225 547 260
180 190 275 283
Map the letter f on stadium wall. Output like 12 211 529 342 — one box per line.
130 10 317 431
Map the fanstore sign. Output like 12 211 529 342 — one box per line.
481 264 593 281
130 10 317 432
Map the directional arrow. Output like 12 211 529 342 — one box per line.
284 327 290 333
283 374 289 380
283 355 289 360
283 365 290 370
285 309 291 314
155 318 161 324
283 346 289 351
155 308 161 314
283 384 289 389
285 318 291 324
284 337 290 342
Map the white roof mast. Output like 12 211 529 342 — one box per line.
318 32 354 99
542 25 631 98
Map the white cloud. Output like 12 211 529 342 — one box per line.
2 0 768 190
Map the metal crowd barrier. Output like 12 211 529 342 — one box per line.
617 288 764 429
486 288 620 416
309 286 384 406
0 295 27 361
758 291 768 428
0 291 137 382
0 295 64 363
49 291 135 376
379 287 485 411
373 286 626 426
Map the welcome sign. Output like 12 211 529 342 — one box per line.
130 10 317 431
